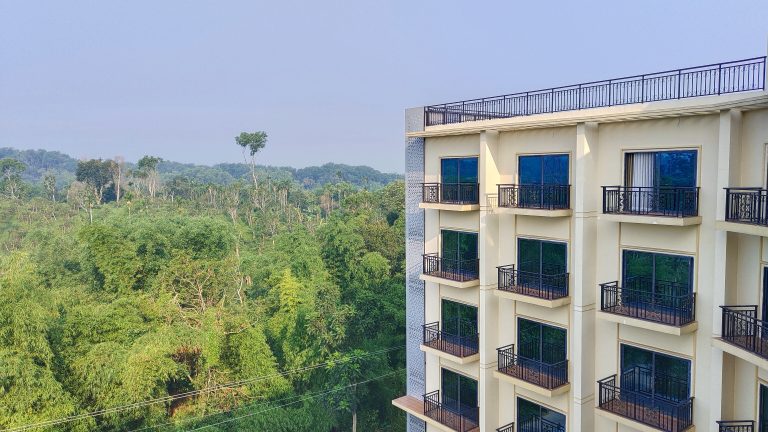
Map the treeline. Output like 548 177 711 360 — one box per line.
0 147 406 430
0 147 401 191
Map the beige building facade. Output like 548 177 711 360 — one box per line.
394 53 768 432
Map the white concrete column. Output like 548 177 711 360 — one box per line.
709 109 742 431
570 122 599 432
479 130 501 431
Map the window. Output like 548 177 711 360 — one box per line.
441 368 478 420
440 157 478 203
441 299 477 338
622 250 693 297
518 154 569 208
763 267 768 322
441 230 478 262
620 344 691 402
517 318 567 365
519 154 569 185
517 397 566 431
518 238 567 275
624 150 697 188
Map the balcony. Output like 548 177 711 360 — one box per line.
717 421 754 432
516 416 565 432
598 280 697 335
496 265 570 308
496 422 515 432
392 392 479 432
714 306 768 370
602 186 701 225
494 344 570 397
424 56 766 127
496 184 571 217
420 183 480 211
421 322 479 364
719 188 768 236
596 368 694 432
421 253 480 288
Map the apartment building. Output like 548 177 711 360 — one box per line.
392 51 768 432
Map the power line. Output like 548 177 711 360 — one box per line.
1 346 404 432
183 368 405 431
130 368 405 432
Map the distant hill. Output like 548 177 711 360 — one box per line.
0 147 402 189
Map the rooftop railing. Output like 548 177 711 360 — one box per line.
425 56 766 127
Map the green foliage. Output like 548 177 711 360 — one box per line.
75 159 115 203
235 131 268 157
0 173 406 430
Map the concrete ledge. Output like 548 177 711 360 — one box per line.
600 213 702 226
716 220 768 237
421 344 479 365
392 396 458 432
494 289 571 308
495 207 572 217
596 311 698 336
712 338 768 370
420 274 480 289
493 370 570 397
595 407 695 432
419 202 480 212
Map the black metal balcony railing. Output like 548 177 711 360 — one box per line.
717 420 755 432
424 390 479 432
598 369 694 432
422 183 480 205
496 422 515 432
602 186 700 217
497 184 571 210
517 416 565 432
600 279 695 327
423 322 479 358
425 56 766 127
725 188 768 226
498 265 569 301
721 305 768 359
497 344 568 390
423 253 479 282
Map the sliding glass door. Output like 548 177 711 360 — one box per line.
519 154 569 208
441 368 478 420
517 238 567 296
622 250 693 306
441 299 477 339
624 150 697 214
441 157 478 203
517 397 566 432
441 230 478 279
517 318 567 365
620 344 691 402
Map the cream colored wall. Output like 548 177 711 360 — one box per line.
497 126 576 185
424 134 480 183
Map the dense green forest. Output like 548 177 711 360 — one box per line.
0 146 406 431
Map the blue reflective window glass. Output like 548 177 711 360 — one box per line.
519 154 569 185
519 155 542 185
656 150 697 187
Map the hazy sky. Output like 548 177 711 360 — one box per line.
1 1 767 173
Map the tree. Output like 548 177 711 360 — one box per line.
235 131 267 187
111 156 125 203
0 158 26 199
75 159 114 204
134 156 162 199
42 172 57 202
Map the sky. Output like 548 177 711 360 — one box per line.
0 1 767 174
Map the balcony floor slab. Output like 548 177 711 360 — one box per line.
716 220 768 237
600 213 702 226
495 207 572 217
493 369 570 397
419 202 480 212
712 337 768 370
421 344 479 365
392 395 479 432
494 289 570 308
420 273 480 289
595 405 695 432
597 311 697 336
